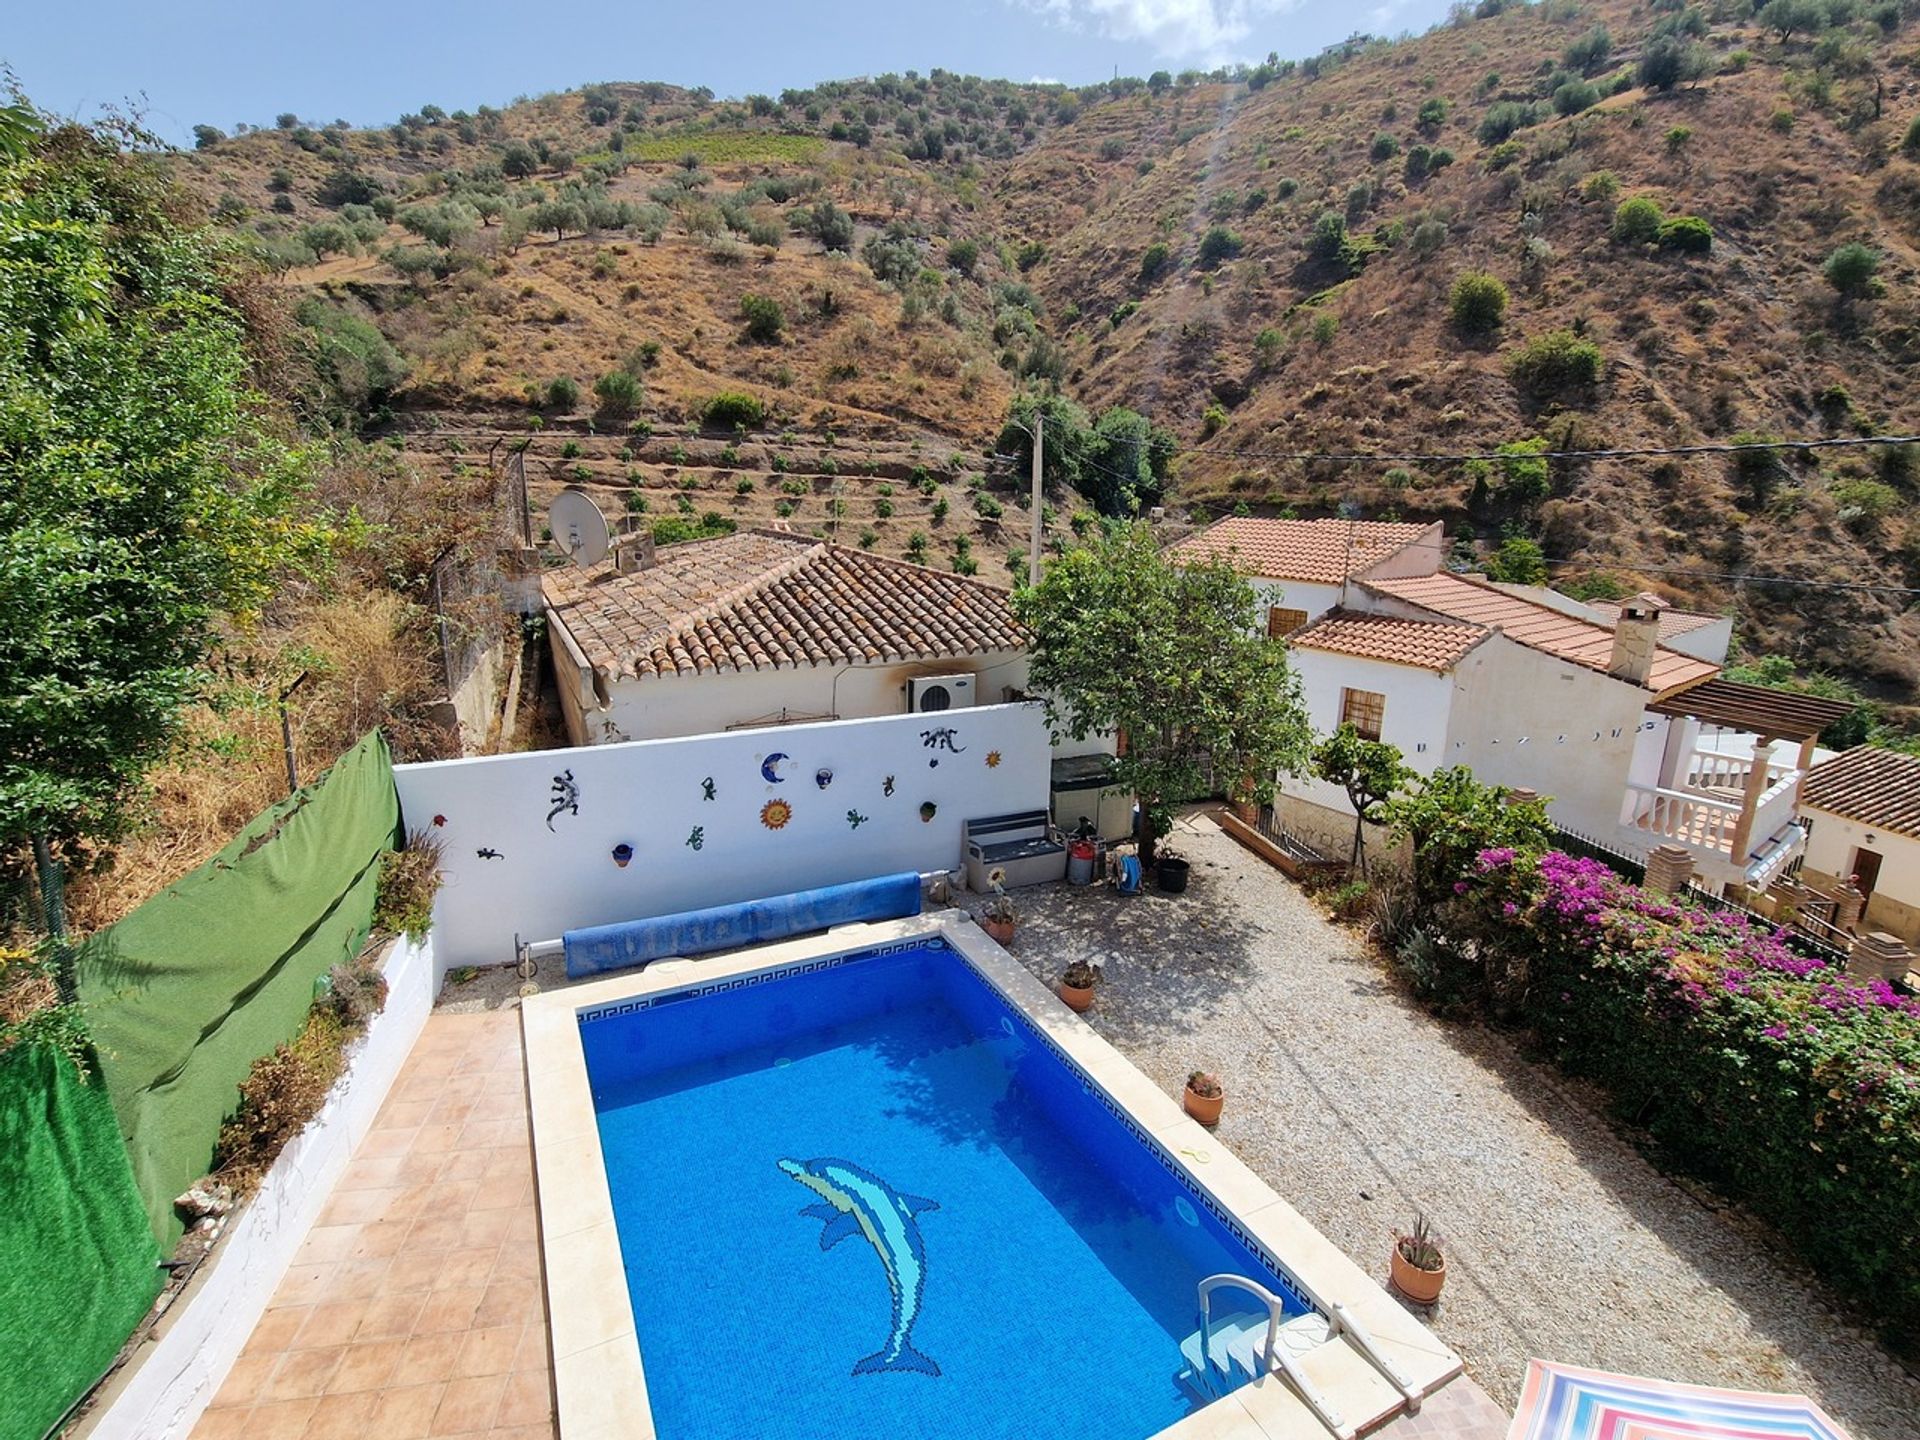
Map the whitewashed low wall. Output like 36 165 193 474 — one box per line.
78 932 436 1440
394 703 1054 970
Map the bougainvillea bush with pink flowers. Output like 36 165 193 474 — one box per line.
1459 847 1920 1347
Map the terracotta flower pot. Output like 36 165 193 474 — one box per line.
983 916 1016 946
1057 979 1095 1012
1389 1246 1446 1305
1184 1084 1224 1127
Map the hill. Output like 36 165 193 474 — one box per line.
181 1 1920 711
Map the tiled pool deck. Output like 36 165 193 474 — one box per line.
191 1012 553 1440
192 974 1507 1440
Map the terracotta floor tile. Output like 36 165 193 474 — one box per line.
241 1305 309 1355
358 1126 418 1158
355 1291 425 1342
427 1097 477 1126
299 1390 380 1440
209 1351 279 1409
510 1321 550 1374
456 1119 525 1151
386 1248 453 1293
480 1148 531 1182
391 1330 467 1387
492 1367 553 1428
415 1285 487 1335
500 1210 538 1247
292 1300 367 1351
469 1089 528 1122
473 1277 538 1330
438 1148 492 1181
433 1247 501 1291
439 1073 489 1100
293 1224 362 1266
486 1425 558 1440
270 1262 338 1307
337 1154 406 1191
349 1217 417 1261
262 1344 344 1401
368 1381 447 1439
431 1372 507 1435
319 1184 408 1227
188 1406 255 1439
458 1208 514 1248
396 1151 450 1186
408 1212 470 1253
325 1340 399 1395
452 1323 523 1379
373 1097 433 1130
248 1397 320 1440
423 1177 482 1213
490 1240 541 1282
326 1258 393 1301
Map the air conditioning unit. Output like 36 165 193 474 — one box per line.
907 673 976 713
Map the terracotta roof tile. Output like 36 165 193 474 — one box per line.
1168 517 1433 584
542 529 1026 680
1800 747 1920 838
1288 608 1488 672
1586 598 1725 640
1365 572 1719 694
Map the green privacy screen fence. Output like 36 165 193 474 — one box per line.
77 731 401 1247
0 1043 162 1440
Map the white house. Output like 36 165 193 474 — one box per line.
1171 517 1850 892
542 529 1032 746
1796 746 1920 943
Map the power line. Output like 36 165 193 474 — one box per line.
1175 433 1920 466
1538 555 1920 596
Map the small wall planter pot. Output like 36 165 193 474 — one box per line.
983 916 1016 946
1056 979 1095 1012
1183 1083 1224 1127
1156 857 1191 893
1388 1248 1446 1305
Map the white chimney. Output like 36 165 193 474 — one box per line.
1608 592 1667 685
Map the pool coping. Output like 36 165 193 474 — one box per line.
521 911 1465 1440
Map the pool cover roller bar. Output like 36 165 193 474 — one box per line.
562 872 923 979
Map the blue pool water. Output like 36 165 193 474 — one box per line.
582 939 1306 1440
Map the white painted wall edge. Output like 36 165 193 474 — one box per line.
75 931 436 1440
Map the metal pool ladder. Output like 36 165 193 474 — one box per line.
1175 1274 1426 1440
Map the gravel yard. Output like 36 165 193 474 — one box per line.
965 812 1920 1437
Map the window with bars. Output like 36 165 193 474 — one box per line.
1340 687 1386 741
1267 606 1309 638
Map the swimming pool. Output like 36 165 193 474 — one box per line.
522 914 1462 1440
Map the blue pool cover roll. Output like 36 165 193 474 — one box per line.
562 871 924 978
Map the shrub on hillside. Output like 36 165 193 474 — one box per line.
740 293 785 343
1448 271 1509 335
1477 100 1546 146
702 391 767 429
593 370 641 418
1656 215 1713 253
1370 132 1400 161
1564 24 1612 72
1507 330 1602 399
546 376 581 412
1637 36 1710 91
1196 226 1244 268
1139 241 1172 283
1823 242 1882 299
1417 98 1449 133
1553 80 1601 115
1611 196 1665 243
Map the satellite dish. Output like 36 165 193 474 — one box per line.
548 489 611 568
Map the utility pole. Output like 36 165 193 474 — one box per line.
279 670 311 796
1028 414 1044 589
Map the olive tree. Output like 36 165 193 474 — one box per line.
1014 522 1311 867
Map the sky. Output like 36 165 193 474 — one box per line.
6 0 1453 147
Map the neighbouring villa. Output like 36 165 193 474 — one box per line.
541 528 1033 745
1171 517 1852 893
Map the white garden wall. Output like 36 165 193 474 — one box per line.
394 703 1054 969
78 933 435 1440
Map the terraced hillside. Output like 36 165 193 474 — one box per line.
186 0 1920 705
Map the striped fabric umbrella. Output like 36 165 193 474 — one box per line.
1507 1360 1852 1440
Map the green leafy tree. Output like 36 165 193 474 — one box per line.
1484 535 1549 585
547 375 581 411
1637 36 1710 91
1195 225 1243 268
593 370 641 419
947 237 979 277
1760 0 1828 41
739 293 785 343
1 110 326 859
1311 726 1414 872
1385 767 1553 907
1014 523 1311 866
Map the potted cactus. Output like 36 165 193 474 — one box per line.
1389 1215 1446 1304
1057 958 1100 1012
981 868 1017 945
1184 1070 1224 1126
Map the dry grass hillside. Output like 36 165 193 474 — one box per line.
184 5 1920 703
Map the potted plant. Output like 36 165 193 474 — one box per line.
1389 1215 1446 1304
1184 1070 1224 1126
1156 844 1191 894
1057 958 1100 1012
981 868 1017 945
